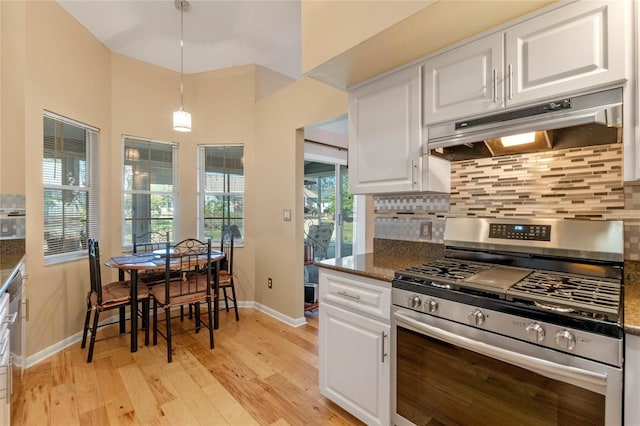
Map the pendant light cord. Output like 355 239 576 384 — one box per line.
180 1 185 110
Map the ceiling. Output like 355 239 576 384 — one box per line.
57 0 302 80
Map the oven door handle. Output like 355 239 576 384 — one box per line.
393 311 608 393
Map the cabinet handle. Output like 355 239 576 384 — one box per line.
381 331 388 363
492 68 498 103
2 312 16 325
337 290 360 300
508 64 513 100
411 160 417 186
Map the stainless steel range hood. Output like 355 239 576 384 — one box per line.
428 87 622 161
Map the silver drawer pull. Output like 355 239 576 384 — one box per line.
3 312 17 325
337 290 361 300
381 331 388 363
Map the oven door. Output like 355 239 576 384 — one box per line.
391 306 622 426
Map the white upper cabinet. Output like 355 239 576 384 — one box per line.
348 66 422 194
423 0 626 126
423 32 504 125
506 0 626 106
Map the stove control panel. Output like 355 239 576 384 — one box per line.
489 223 551 241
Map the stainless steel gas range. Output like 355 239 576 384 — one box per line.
391 217 624 426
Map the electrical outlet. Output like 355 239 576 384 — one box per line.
268 278 273 288
420 221 432 240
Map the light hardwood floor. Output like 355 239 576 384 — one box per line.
12 308 363 426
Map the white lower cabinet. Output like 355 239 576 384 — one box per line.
0 293 11 426
625 333 640 425
319 269 390 426
0 328 9 426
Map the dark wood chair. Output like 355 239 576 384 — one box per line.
219 233 239 321
133 231 174 286
81 238 150 362
150 238 214 362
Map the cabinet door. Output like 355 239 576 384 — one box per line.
348 66 421 194
319 303 390 426
625 334 640 425
506 0 626 106
423 32 504 125
0 328 9 426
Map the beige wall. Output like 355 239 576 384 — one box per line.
303 0 556 89
301 0 431 74
23 1 112 355
2 1 347 358
189 65 257 303
1 1 26 194
254 78 347 320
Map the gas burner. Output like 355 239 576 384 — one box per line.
397 259 491 283
507 271 621 321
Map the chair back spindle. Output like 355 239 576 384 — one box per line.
87 238 103 305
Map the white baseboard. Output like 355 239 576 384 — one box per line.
253 302 307 327
23 301 306 368
25 331 83 369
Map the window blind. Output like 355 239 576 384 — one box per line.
198 145 244 244
43 112 99 263
122 136 178 248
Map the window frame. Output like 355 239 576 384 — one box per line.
121 135 179 250
197 144 245 246
43 111 99 265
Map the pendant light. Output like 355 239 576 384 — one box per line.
173 0 191 132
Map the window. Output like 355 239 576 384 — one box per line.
43 113 99 263
122 137 177 248
198 145 244 244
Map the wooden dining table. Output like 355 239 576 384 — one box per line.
105 249 226 353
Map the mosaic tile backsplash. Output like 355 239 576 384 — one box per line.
0 194 26 240
374 143 640 259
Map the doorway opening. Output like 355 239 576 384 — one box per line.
304 161 353 260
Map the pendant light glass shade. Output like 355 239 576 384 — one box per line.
173 109 192 132
173 0 191 132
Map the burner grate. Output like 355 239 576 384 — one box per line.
507 271 621 320
398 259 491 282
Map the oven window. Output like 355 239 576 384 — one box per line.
397 327 605 426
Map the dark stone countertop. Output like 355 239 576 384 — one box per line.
0 239 25 292
315 252 422 282
625 260 640 335
315 240 445 282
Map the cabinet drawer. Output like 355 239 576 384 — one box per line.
319 270 390 321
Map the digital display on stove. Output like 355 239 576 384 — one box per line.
489 223 551 241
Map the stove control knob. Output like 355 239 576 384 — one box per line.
427 299 438 313
409 295 422 309
468 309 485 326
525 323 545 342
555 330 576 351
